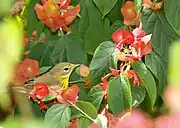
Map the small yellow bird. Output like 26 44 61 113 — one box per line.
34 62 79 88
11 62 79 93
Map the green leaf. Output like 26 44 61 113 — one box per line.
42 94 56 102
107 0 125 23
70 0 110 54
134 0 142 14
25 42 38 51
88 86 105 110
28 33 87 66
44 27 59 41
26 0 44 38
93 0 117 18
132 86 146 108
141 9 180 61
168 40 180 85
132 62 157 111
89 41 116 86
108 75 132 116
45 104 71 128
145 52 167 95
78 117 92 128
72 100 97 119
39 66 52 74
164 0 180 35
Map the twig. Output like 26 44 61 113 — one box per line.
69 80 84 84
68 100 96 123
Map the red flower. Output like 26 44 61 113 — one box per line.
109 67 120 77
34 83 50 100
60 84 80 102
112 28 152 62
112 29 134 44
19 58 39 78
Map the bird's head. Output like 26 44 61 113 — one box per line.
50 62 79 79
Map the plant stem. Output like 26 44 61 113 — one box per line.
69 80 84 84
68 100 96 123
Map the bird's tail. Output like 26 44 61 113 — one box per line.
10 84 34 94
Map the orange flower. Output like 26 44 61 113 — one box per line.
19 58 39 78
34 0 80 32
121 1 137 20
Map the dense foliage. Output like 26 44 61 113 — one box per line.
0 0 180 128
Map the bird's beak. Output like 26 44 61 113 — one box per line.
72 64 80 69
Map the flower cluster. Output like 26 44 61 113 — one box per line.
89 85 180 128
29 83 80 110
35 0 80 32
95 27 152 103
112 27 152 62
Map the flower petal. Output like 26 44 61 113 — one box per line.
61 84 80 102
19 58 39 78
34 83 50 100
34 4 47 21
141 34 152 44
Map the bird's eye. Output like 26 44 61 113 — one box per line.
63 67 69 72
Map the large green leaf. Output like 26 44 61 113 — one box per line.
164 0 180 35
145 52 167 95
132 62 157 111
141 9 180 61
45 104 71 128
28 33 87 66
108 75 132 116
93 0 117 18
107 0 125 23
88 86 105 110
26 0 44 38
70 0 110 54
89 41 116 87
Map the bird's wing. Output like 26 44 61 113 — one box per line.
34 72 58 85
